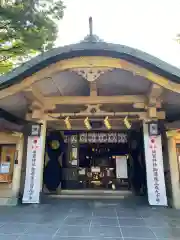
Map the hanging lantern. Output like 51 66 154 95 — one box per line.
104 116 111 130
84 117 92 130
64 117 71 130
124 116 131 129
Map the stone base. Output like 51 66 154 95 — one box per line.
0 197 18 206
169 198 180 209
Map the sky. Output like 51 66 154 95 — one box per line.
56 0 180 68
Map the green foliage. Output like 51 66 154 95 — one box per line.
0 0 65 74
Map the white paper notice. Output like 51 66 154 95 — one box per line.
116 156 128 178
0 163 10 174
71 160 77 166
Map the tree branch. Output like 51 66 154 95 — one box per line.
0 22 10 29
0 45 23 53
0 55 12 63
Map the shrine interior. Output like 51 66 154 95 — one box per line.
43 129 147 196
78 142 129 190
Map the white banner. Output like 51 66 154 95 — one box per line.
143 124 167 206
22 136 42 204
116 156 128 179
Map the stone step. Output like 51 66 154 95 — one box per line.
59 189 132 195
0 189 12 198
0 188 18 206
43 190 133 201
48 194 126 199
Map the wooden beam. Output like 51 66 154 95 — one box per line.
42 111 165 120
147 84 163 118
44 95 145 105
46 115 140 120
133 103 146 109
166 121 180 130
148 84 163 106
24 86 45 105
31 101 43 110
32 109 44 119
148 107 157 118
24 86 56 111
27 112 138 121
166 130 180 138
149 84 163 98
90 82 97 96
31 87 45 104
47 125 137 131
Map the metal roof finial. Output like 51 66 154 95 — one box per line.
81 16 102 43
89 16 93 36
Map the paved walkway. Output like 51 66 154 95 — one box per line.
0 198 180 239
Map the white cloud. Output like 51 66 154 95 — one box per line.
56 0 180 67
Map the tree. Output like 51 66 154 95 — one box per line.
0 0 65 74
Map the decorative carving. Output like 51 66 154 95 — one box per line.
118 133 127 143
79 133 88 143
70 135 78 143
70 68 113 82
108 133 117 143
79 132 127 143
90 107 97 114
75 104 110 116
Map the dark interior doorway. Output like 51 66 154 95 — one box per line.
43 129 147 196
78 143 129 190
128 129 147 196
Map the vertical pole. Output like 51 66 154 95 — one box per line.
12 134 24 200
89 16 93 36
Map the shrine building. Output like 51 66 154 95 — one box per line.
0 18 180 208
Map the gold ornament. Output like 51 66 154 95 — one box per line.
50 140 60 150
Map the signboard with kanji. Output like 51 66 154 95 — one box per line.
22 136 42 203
143 123 167 206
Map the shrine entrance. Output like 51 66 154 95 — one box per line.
1 17 176 206
43 129 147 197
77 132 129 191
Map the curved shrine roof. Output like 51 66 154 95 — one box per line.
1 33 180 89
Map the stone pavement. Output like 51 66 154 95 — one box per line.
0 198 180 240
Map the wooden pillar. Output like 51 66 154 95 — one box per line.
167 137 180 209
39 120 47 191
12 134 24 199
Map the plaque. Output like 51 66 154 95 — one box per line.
30 124 41 136
148 122 159 136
